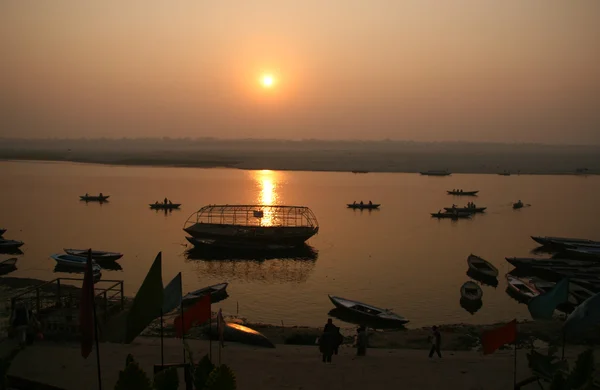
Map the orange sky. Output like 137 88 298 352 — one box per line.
1 1 599 143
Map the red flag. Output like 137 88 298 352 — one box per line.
217 308 225 347
174 294 211 338
79 249 95 358
482 319 517 355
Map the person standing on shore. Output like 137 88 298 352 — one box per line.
356 325 367 356
429 326 442 358
319 329 335 363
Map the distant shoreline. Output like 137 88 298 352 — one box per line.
0 156 598 176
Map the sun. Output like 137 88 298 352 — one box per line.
261 74 275 88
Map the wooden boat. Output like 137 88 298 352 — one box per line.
80 194 110 202
351 170 369 174
347 203 380 210
531 236 600 248
431 212 471 219
460 281 483 301
513 201 524 209
498 172 511 176
564 247 600 259
506 275 540 302
467 255 499 278
0 258 17 272
420 170 451 176
444 206 487 213
0 228 5 237
182 282 229 304
0 239 24 250
64 249 123 262
505 257 598 269
204 321 275 348
150 203 181 210
328 295 409 326
569 282 596 305
50 254 101 272
447 190 479 196
184 205 319 248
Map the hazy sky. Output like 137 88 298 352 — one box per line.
1 1 599 143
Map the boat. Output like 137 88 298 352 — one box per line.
513 201 524 209
460 281 483 301
467 269 499 287
563 247 600 259
420 170 451 176
0 239 24 250
0 229 5 237
531 236 600 247
505 257 598 269
460 297 483 314
182 282 229 304
347 203 380 210
467 255 499 279
64 249 123 262
183 205 319 248
506 275 540 302
0 258 18 274
569 282 596 305
150 203 181 210
351 170 369 174
80 194 110 202
328 295 409 326
204 321 275 348
50 254 101 272
431 212 471 219
444 206 487 213
447 190 479 196
498 171 511 176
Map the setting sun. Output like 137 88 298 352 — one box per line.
261 74 275 88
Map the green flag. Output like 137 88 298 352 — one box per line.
125 252 164 343
162 272 182 314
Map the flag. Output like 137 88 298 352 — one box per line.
564 292 600 337
528 278 570 320
217 308 225 347
79 249 95 358
173 294 211 338
481 319 517 355
162 273 182 314
125 252 164 343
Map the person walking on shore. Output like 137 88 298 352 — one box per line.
319 329 335 363
428 326 442 358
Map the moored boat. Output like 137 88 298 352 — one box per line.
467 255 499 279
150 203 181 210
64 249 123 262
563 247 600 259
182 283 229 305
80 194 110 202
347 203 380 210
506 275 540 302
506 257 598 269
0 239 24 250
0 228 6 237
447 190 479 196
0 258 18 273
328 295 409 326
513 201 524 209
51 254 101 272
420 170 451 176
184 205 319 248
460 281 483 301
531 236 600 248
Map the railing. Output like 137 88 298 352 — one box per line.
8 278 124 329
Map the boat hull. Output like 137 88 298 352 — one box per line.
347 204 380 210
80 196 109 202
64 249 123 262
328 295 409 326
447 191 479 196
444 207 486 213
150 204 181 210
0 240 24 250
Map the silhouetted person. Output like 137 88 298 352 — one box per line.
429 326 442 358
99 192 103 197
360 201 363 206
11 302 29 347
164 197 168 204
368 200 372 205
324 318 335 333
319 330 335 363
356 326 367 356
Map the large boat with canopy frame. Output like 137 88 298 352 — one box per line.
183 204 319 249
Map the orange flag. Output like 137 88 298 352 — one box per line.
174 294 211 338
79 249 95 358
482 319 517 355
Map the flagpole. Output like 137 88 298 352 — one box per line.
91 273 103 390
209 312 213 362
561 328 566 360
513 342 517 389
180 300 186 364
160 310 164 367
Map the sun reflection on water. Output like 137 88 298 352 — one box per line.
255 169 280 226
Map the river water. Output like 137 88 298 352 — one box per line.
1 160 599 327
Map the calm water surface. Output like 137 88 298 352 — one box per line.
1 161 599 328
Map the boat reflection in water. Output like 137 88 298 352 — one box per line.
466 269 498 288
460 297 483 314
185 244 318 283
327 308 407 330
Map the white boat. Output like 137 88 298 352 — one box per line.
460 281 483 301
64 249 123 262
328 295 409 325
467 255 499 278
182 282 229 304
51 254 101 272
506 275 540 302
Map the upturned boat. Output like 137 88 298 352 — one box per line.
183 205 319 248
328 295 409 326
